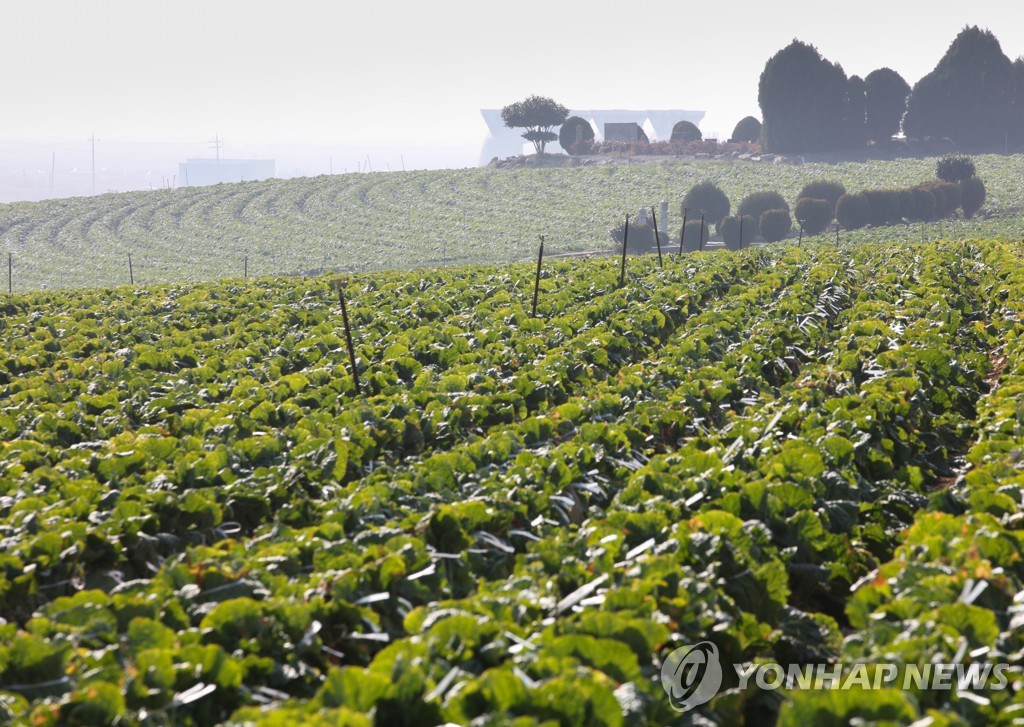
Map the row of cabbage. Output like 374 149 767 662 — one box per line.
1 240 1023 724
2 155 1023 290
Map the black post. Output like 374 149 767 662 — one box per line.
532 235 544 317
619 213 629 288
699 212 706 252
336 281 361 395
244 255 248 279
651 207 663 268
798 221 804 245
128 252 134 285
679 207 689 256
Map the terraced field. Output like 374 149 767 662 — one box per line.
1 154 1023 291
2 240 1024 725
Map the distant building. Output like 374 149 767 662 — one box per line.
604 122 644 142
179 158 276 187
479 108 705 165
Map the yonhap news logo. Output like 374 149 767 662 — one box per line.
660 641 723 712
661 642 1013 712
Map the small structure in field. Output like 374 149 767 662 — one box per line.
604 122 644 142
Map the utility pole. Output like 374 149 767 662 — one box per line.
209 133 223 162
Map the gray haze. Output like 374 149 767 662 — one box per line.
2 0 1022 200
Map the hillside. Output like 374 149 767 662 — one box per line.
1 154 1022 291
2 241 1024 724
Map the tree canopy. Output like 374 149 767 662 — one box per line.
758 40 849 153
730 116 762 143
903 26 1015 146
1011 58 1024 144
845 75 868 148
501 96 570 155
864 68 911 142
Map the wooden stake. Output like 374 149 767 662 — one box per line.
532 235 544 317
651 207 663 268
336 280 361 395
651 207 667 270
679 207 689 256
128 252 134 284
619 213 629 288
798 221 804 245
244 255 248 279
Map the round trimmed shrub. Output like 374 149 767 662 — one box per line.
794 197 833 235
670 120 702 142
910 186 937 221
558 116 595 155
731 116 762 143
680 219 709 252
759 209 792 242
836 193 870 230
922 181 962 217
936 154 976 183
720 214 756 251
939 181 962 215
682 182 730 229
738 191 789 234
959 176 986 218
926 183 949 218
610 217 655 251
797 180 846 213
861 189 902 226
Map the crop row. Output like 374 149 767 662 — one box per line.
1 240 1024 724
1 154 1022 291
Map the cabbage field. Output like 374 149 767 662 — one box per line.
2 239 1024 725
1 154 1023 291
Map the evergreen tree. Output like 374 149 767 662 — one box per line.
845 75 868 148
731 116 762 143
864 68 911 142
1011 58 1024 145
670 120 703 142
758 40 849 153
903 26 1014 146
558 116 595 155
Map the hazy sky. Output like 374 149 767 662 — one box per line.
3 1 1023 148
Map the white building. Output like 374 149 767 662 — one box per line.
479 108 706 165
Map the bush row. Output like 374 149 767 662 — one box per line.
836 177 986 229
570 139 759 157
618 164 988 251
